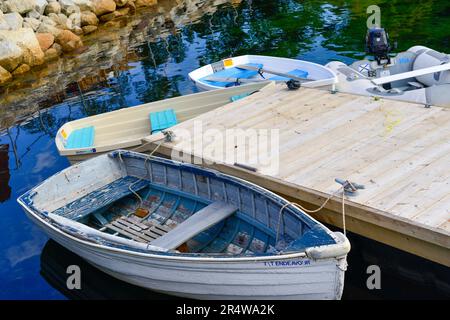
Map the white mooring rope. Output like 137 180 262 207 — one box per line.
276 185 349 244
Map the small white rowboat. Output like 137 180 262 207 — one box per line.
18 151 350 300
56 82 270 164
188 55 338 91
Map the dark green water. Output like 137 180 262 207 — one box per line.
0 0 449 299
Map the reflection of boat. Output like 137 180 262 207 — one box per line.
19 151 350 300
326 29 450 107
55 82 270 164
40 240 176 300
188 55 338 91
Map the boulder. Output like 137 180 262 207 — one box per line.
55 29 83 51
0 18 9 31
0 40 23 71
48 12 72 29
135 0 156 7
36 21 61 36
99 9 121 22
34 0 48 14
72 0 93 11
4 0 36 14
80 10 97 26
23 17 41 31
12 63 30 75
0 28 45 66
44 1 60 14
92 0 115 16
50 42 62 54
3 12 23 30
63 5 79 16
68 12 81 28
0 65 12 85
116 6 128 15
81 24 96 33
25 9 41 19
35 32 54 50
114 0 127 7
72 26 83 34
44 46 58 60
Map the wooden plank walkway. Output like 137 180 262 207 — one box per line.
142 83 450 266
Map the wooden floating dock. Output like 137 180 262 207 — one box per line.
142 82 450 266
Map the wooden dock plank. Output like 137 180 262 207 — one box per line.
142 83 450 266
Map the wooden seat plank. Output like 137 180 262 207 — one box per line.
150 201 237 250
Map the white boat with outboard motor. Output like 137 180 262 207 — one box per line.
189 55 338 91
326 28 450 107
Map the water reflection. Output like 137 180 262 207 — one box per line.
40 240 178 300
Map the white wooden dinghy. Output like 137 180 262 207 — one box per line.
188 55 338 91
56 82 270 164
326 46 450 107
18 151 350 300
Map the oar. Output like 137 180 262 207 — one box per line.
236 64 311 82
203 76 267 83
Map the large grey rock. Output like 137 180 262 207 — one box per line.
0 39 23 71
3 12 23 30
34 0 48 14
26 9 41 19
4 0 36 14
63 5 79 16
36 21 61 36
48 12 72 29
23 17 41 31
40 15 57 25
68 12 80 29
44 1 60 14
0 28 45 66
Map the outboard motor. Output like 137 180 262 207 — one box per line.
366 28 391 65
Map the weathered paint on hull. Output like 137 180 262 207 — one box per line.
22 207 345 300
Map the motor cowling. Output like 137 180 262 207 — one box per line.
366 28 391 65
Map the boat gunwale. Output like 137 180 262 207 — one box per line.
17 151 348 262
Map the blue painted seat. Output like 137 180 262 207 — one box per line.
65 126 95 149
268 69 309 81
201 63 264 87
150 109 178 134
52 176 149 221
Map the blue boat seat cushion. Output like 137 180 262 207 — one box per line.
150 109 178 134
65 126 95 149
268 69 309 81
201 63 264 87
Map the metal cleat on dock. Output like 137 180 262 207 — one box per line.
335 178 365 196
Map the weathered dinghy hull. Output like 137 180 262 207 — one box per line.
56 82 271 164
18 151 349 300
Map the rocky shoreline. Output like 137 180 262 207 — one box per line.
0 0 158 85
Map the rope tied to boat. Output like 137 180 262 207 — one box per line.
275 179 364 244
126 131 175 213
